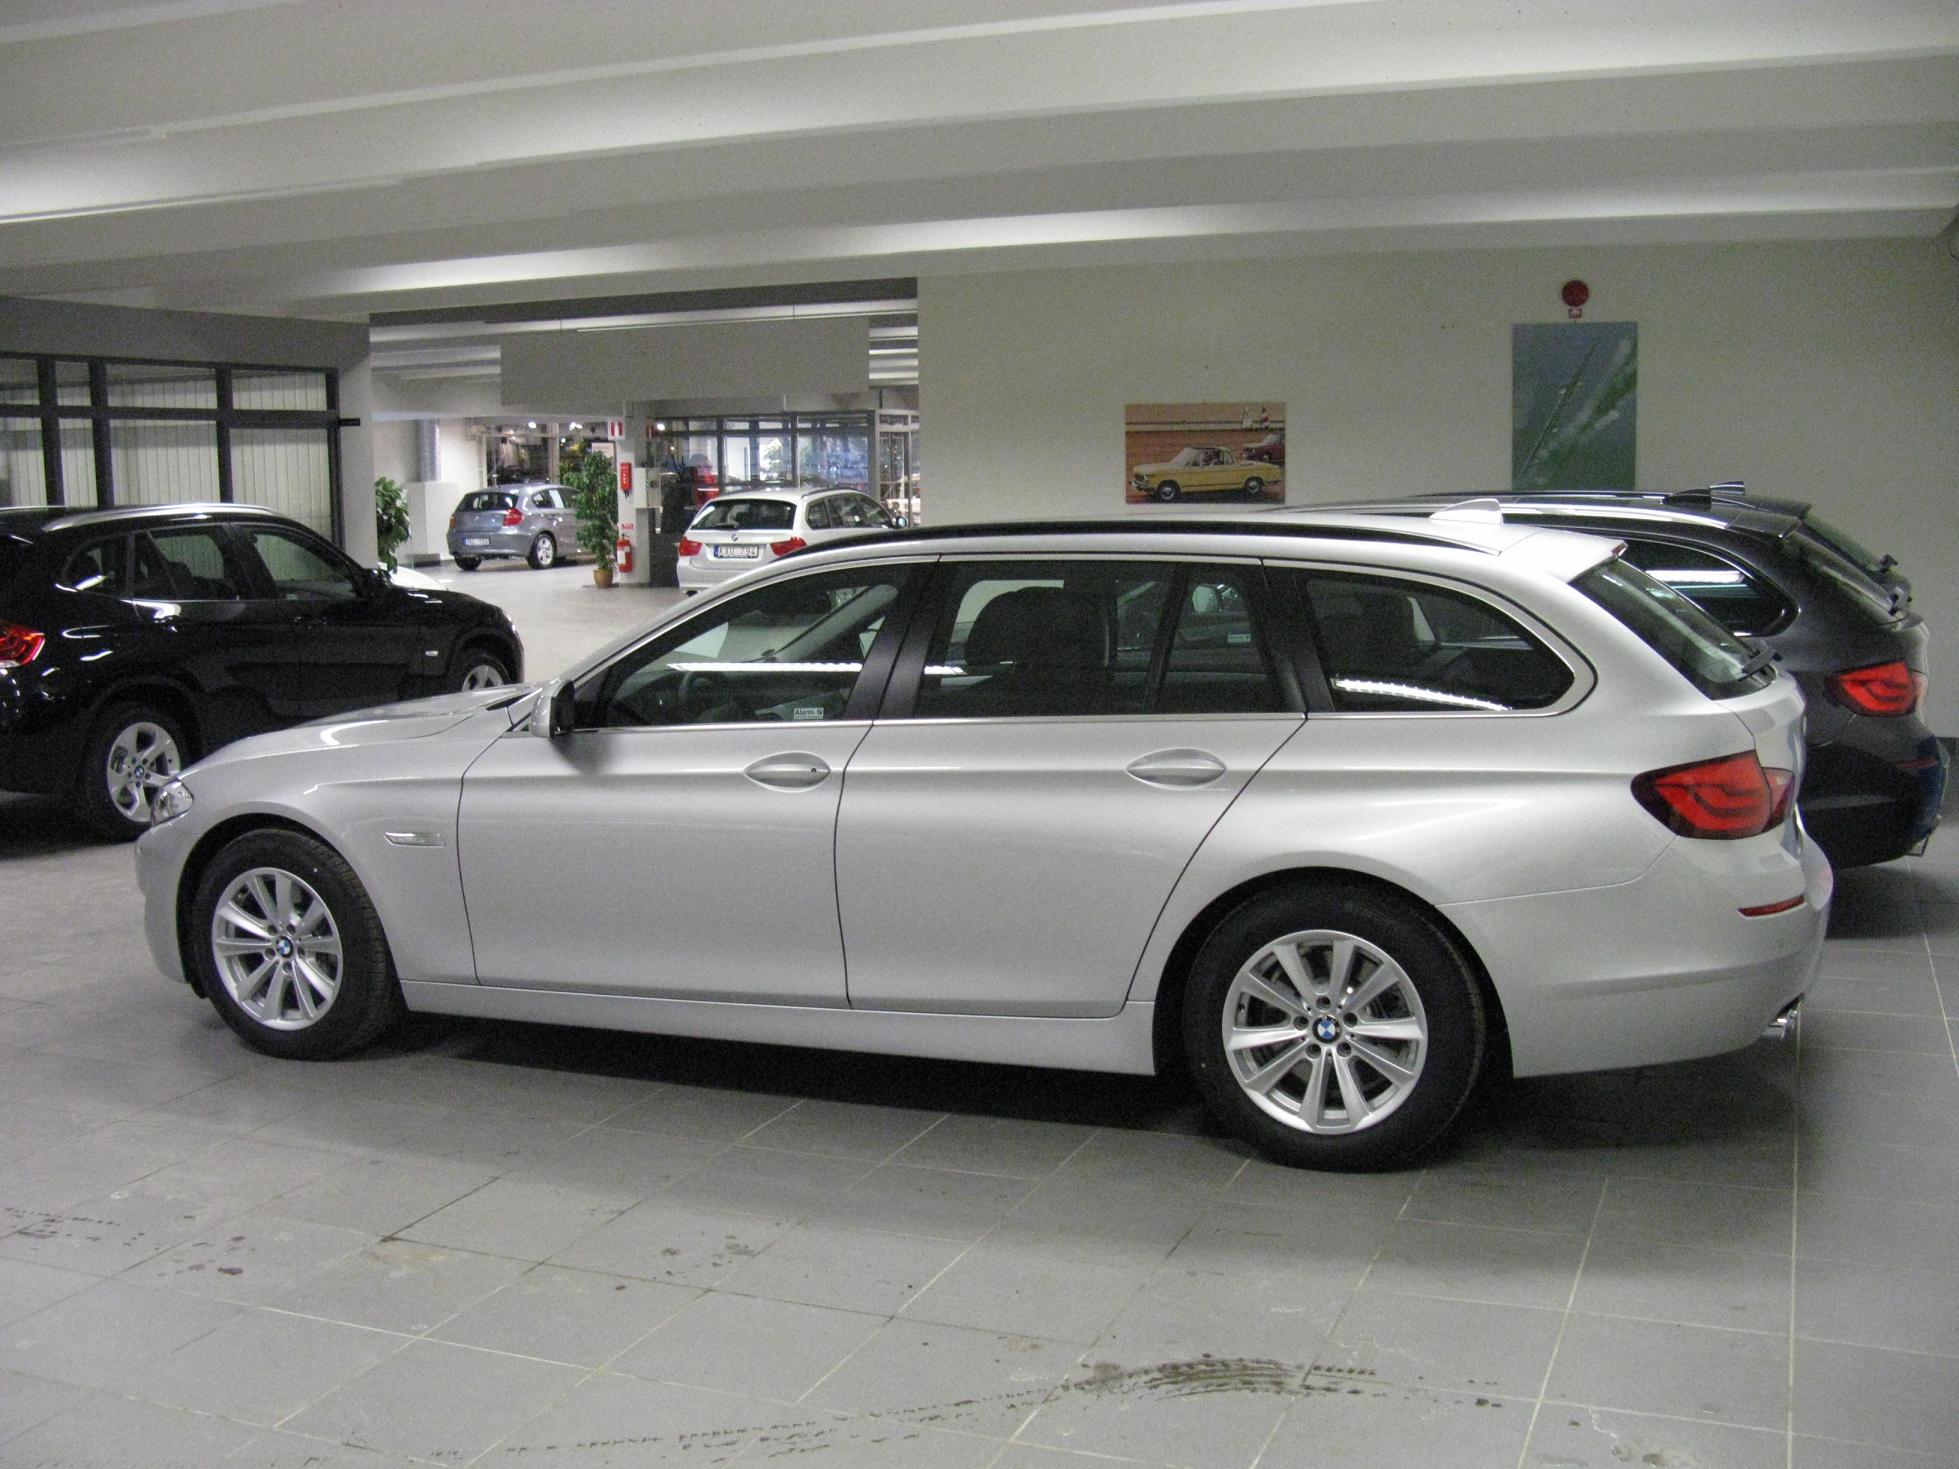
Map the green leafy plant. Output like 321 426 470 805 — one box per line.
373 475 410 572
562 453 619 573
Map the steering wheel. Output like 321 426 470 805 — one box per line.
678 669 730 715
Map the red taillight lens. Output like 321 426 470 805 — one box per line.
1827 660 1922 717
770 537 808 557
448 513 458 528
0 622 46 669
501 507 524 527
1632 751 1793 840
676 537 702 556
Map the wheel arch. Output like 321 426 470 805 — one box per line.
85 677 207 762
450 630 522 683
1147 865 1511 1083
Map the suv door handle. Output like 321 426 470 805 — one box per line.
1127 749 1227 787
744 754 832 790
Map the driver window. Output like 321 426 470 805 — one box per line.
580 566 910 728
239 527 360 602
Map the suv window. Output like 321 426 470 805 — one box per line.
1288 570 1572 713
130 527 247 601
1575 557 1770 700
579 566 908 728
240 526 360 602
1616 539 1791 638
915 560 1284 719
58 537 127 595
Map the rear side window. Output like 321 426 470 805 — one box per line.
1575 558 1770 700
805 498 834 530
691 498 796 532
57 537 126 595
130 528 246 601
1288 570 1573 713
914 559 1285 718
1616 539 1791 638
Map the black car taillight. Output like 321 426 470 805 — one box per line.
1826 659 1923 717
0 622 46 669
1632 751 1793 840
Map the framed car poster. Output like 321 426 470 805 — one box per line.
1125 402 1286 507
1511 321 1637 490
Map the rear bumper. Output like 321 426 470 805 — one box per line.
447 530 532 559
1801 734 1946 866
0 672 85 795
1444 825 1831 1078
676 555 769 590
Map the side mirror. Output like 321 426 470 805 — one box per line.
549 680 578 736
891 515 910 529
362 565 391 595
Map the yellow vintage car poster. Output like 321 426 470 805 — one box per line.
1126 402 1286 506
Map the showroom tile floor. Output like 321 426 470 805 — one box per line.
0 564 1955 1467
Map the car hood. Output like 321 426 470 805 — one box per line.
187 686 535 774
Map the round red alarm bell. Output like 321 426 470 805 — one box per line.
1561 279 1590 317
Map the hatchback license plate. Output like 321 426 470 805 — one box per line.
464 537 489 547
714 545 761 559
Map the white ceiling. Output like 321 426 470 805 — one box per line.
1 0 1954 325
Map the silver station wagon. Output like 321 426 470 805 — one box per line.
136 513 1829 1170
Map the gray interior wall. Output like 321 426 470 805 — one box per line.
921 238 1959 731
500 318 866 404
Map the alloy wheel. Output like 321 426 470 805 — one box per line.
1221 927 1429 1134
104 720 183 824
209 866 344 1030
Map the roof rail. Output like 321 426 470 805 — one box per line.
1428 497 1505 524
812 515 1491 557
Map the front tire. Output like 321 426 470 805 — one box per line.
1154 480 1181 503
454 646 510 692
80 702 188 840
526 533 557 569
1183 883 1485 1171
1243 476 1266 498
189 830 402 1060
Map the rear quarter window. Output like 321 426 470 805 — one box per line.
1574 558 1771 700
1287 570 1573 713
1615 538 1792 638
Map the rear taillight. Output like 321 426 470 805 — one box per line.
501 508 524 527
1632 751 1793 840
448 513 458 529
0 622 46 669
676 537 702 556
1827 660 1922 717
770 537 808 557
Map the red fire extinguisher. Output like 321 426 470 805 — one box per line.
615 536 634 575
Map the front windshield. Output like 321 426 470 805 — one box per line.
690 498 796 532
1169 448 1205 466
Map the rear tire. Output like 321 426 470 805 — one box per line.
1244 476 1266 497
454 556 482 571
79 701 188 841
189 829 403 1060
1154 481 1181 503
1183 883 1484 1171
527 533 557 570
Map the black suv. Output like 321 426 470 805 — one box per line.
1 504 523 839
1302 489 1944 867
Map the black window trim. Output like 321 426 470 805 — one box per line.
1614 532 1796 639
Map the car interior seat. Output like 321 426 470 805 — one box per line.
961 586 1113 715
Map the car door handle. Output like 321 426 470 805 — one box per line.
1126 749 1227 787
744 754 832 790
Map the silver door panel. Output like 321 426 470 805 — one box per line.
835 716 1300 1016
459 723 871 1002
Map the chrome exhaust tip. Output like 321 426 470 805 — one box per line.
1761 1001 1802 1043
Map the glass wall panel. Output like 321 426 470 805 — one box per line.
0 359 36 405
234 369 329 411
110 420 220 505
106 362 217 410
54 361 91 406
232 427 333 537
1 418 47 506
721 434 755 486
58 422 98 507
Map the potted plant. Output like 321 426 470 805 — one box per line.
562 452 620 587
373 475 410 573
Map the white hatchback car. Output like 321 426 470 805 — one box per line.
137 513 1828 1170
675 487 897 592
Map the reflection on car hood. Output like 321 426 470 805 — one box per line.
188 687 530 774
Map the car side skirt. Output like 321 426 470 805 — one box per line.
399 981 1159 1076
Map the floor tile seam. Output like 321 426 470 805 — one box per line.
1534 1396 1790 1437
1785 1035 1803 1469
1787 1430 1946 1461
1925 937 1959 1081
1556 1306 1790 1341
1789 1329 1959 1361
1797 1038 1958 1058
1513 1175 1610 1469
456 1362 605 1469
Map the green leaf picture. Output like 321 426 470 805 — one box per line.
1512 321 1637 490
